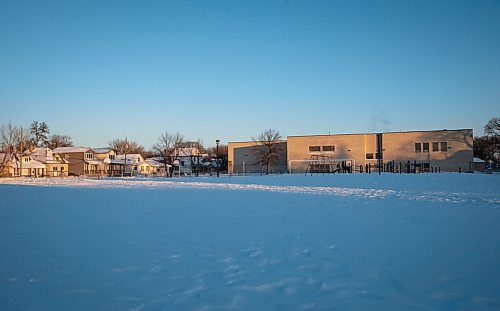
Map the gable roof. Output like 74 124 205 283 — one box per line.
92 148 115 154
53 147 94 153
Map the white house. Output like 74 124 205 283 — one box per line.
0 153 46 177
114 154 158 176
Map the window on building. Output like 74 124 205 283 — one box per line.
423 143 429 152
440 142 448 152
109 155 115 160
415 143 421 153
322 146 335 152
432 142 439 152
366 153 374 159
85 153 93 160
309 146 321 152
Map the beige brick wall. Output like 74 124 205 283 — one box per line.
382 129 473 172
287 129 473 173
230 129 473 174
228 141 288 174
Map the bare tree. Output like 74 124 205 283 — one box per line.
252 129 283 174
474 135 500 162
46 134 73 149
474 117 500 164
30 121 50 147
152 132 184 177
109 138 145 156
0 123 21 176
484 117 500 137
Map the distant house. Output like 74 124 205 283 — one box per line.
143 157 171 176
172 146 207 175
92 148 118 175
28 148 69 177
114 154 158 176
145 158 167 176
0 153 46 177
53 147 103 176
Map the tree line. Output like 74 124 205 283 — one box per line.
0 120 234 177
474 117 500 166
4 118 495 176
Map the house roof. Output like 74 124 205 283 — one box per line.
12 158 46 169
53 147 94 153
28 148 70 164
115 154 143 160
92 148 115 154
175 147 202 157
145 159 169 167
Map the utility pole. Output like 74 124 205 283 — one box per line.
19 127 23 177
216 139 220 177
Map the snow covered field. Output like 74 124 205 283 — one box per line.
1 174 499 310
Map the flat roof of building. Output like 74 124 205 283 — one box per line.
228 129 473 144
228 140 287 144
287 128 473 138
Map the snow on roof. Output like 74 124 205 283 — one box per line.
175 147 201 157
115 154 143 160
27 148 69 164
92 148 114 154
30 147 51 155
473 157 485 163
53 147 93 153
12 158 46 169
145 159 169 167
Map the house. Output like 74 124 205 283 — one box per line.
145 158 167 176
0 153 46 177
114 154 158 176
228 129 474 174
171 145 207 175
53 147 103 176
28 148 69 176
92 148 118 175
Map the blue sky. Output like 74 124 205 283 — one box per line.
1 0 499 148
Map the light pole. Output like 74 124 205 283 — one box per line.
216 139 220 177
122 139 129 177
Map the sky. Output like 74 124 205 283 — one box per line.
0 0 499 148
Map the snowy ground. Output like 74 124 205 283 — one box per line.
1 174 499 310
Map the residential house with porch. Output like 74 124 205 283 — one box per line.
114 154 158 176
93 148 118 175
0 153 46 177
53 147 103 176
28 148 69 177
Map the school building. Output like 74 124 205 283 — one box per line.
228 129 474 174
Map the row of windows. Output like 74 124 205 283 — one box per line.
308 142 448 155
85 153 94 159
415 142 448 153
309 145 335 152
366 153 382 160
